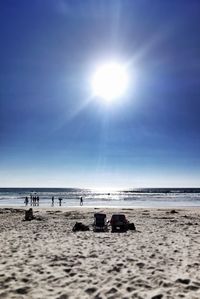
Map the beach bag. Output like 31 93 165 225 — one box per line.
72 222 89 232
128 222 136 230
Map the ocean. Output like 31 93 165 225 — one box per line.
0 188 200 208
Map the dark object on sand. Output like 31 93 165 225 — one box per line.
72 222 89 232
93 213 108 232
110 214 129 232
25 208 34 221
170 209 178 214
128 222 136 230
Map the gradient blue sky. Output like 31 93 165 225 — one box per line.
0 0 200 188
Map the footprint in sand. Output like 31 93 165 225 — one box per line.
85 287 97 295
15 286 30 295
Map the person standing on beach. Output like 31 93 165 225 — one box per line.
80 197 83 206
24 196 29 206
58 197 62 206
51 196 54 206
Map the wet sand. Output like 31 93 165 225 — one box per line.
0 207 200 299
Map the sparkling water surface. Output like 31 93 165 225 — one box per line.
0 188 200 208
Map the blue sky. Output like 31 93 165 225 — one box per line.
0 0 200 188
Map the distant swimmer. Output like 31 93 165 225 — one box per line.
80 197 83 206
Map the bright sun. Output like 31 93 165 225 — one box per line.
92 62 128 101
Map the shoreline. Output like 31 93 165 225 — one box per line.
1 204 200 210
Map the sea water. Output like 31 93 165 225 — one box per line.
0 188 200 208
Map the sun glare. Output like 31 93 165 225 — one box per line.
92 62 128 101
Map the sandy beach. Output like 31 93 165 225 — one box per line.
0 207 200 299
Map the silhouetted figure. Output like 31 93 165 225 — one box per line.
58 197 63 206
25 208 34 221
80 197 83 206
51 196 54 206
30 194 33 206
24 196 29 206
36 196 39 206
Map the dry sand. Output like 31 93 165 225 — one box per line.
0 207 200 299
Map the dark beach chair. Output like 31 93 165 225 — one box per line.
110 214 129 232
93 213 108 232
